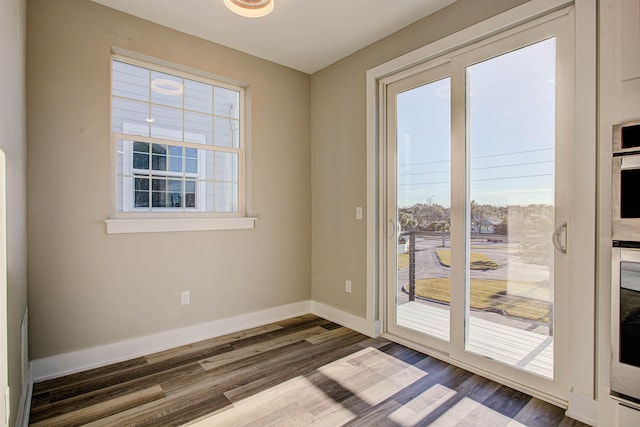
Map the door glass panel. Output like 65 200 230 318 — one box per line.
466 38 556 378
396 77 451 341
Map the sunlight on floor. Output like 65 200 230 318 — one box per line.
185 347 534 427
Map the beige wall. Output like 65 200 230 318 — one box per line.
27 0 311 359
0 0 28 423
310 0 528 317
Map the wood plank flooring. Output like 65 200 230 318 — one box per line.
29 315 589 426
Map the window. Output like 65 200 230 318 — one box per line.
107 55 253 233
110 56 245 221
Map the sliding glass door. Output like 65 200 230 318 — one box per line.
464 37 557 378
386 66 452 353
385 10 573 398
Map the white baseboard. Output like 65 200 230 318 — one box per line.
30 300 380 383
31 300 311 382
566 391 598 426
310 301 380 337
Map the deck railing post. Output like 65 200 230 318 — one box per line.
409 230 416 302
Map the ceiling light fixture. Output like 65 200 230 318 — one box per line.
151 78 184 96
223 0 274 18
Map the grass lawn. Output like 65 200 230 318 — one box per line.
398 253 409 270
404 277 551 322
436 250 498 270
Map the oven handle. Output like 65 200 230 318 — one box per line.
553 222 567 254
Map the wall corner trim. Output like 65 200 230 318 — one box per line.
30 300 311 382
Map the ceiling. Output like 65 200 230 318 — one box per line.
90 0 458 74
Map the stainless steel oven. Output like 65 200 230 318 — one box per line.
611 242 640 406
613 121 640 241
611 120 640 408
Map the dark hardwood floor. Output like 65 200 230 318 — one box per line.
29 315 589 426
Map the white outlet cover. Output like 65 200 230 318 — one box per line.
181 291 191 305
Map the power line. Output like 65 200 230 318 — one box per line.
472 147 553 159
398 147 553 168
472 159 552 171
398 172 554 186
472 173 553 182
398 159 553 177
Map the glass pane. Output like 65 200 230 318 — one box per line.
396 77 451 342
214 152 238 182
151 144 167 171
133 177 151 209
186 159 198 174
466 38 555 379
167 191 182 207
215 182 238 212
132 152 149 170
133 141 150 153
135 189 149 208
152 178 166 191
185 193 196 208
112 98 150 136
214 87 240 119
152 192 166 208
214 117 240 148
204 181 215 212
185 79 213 114
185 111 213 145
151 71 183 108
151 105 182 141
134 177 149 190
169 156 182 173
203 151 214 180
112 61 149 102
168 179 182 192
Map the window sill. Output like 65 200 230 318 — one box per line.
105 217 257 234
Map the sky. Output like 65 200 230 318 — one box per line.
397 37 556 208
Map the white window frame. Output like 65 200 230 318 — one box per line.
106 54 255 233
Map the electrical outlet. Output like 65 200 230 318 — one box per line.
181 291 191 306
345 280 352 293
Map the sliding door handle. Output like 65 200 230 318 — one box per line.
388 220 396 238
552 222 567 254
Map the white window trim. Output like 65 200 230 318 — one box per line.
105 217 256 234
106 53 255 233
